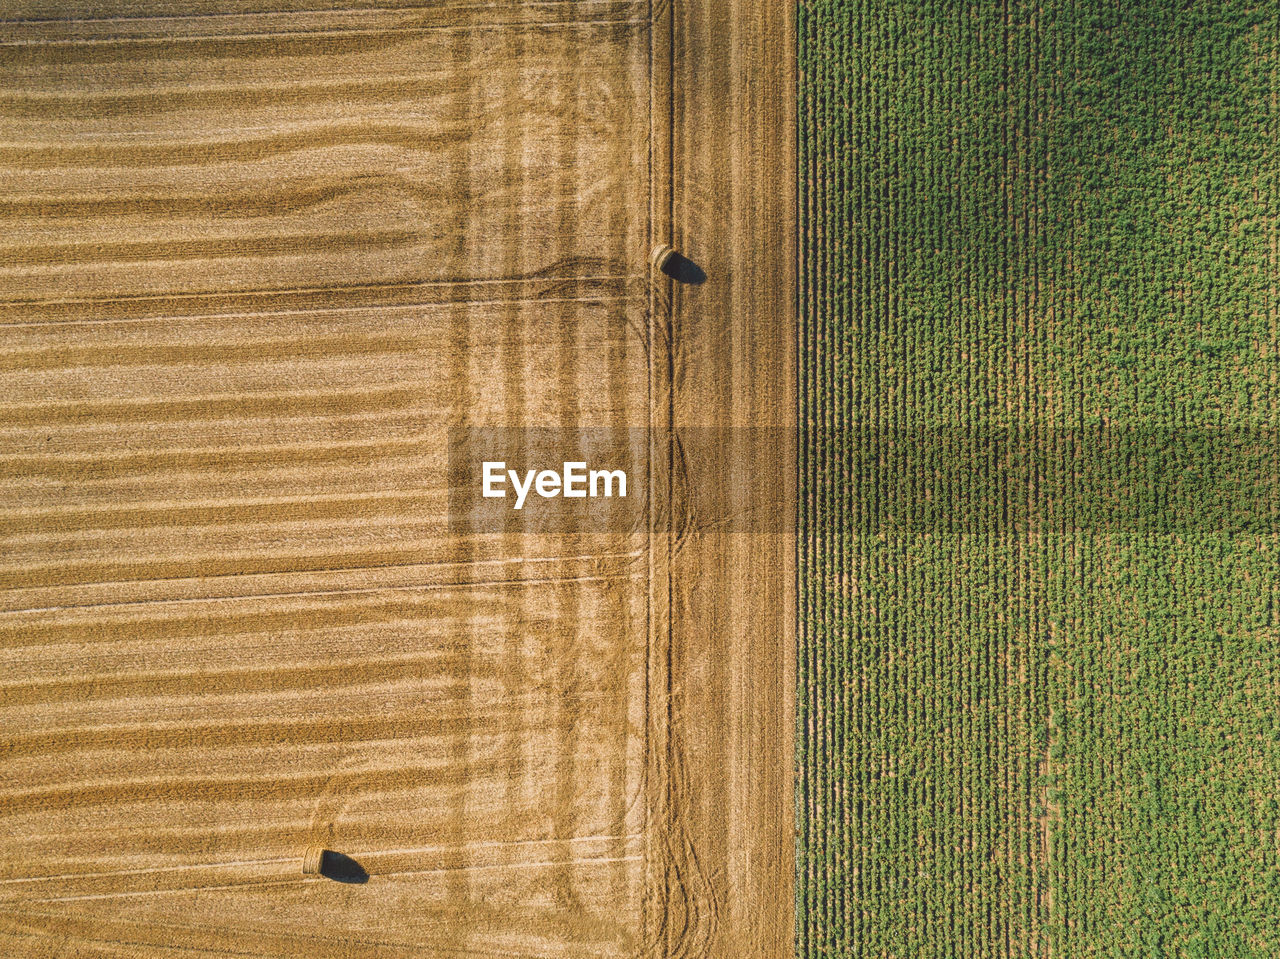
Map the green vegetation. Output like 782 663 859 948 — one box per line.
798 2 1280 956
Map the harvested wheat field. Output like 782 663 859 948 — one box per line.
0 2 794 957
799 2 1280 957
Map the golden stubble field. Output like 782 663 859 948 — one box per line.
0 2 794 957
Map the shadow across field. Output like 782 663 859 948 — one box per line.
318 851 369 885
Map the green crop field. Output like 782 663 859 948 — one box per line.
798 2 1280 956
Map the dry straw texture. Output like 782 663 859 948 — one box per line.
0 0 795 955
